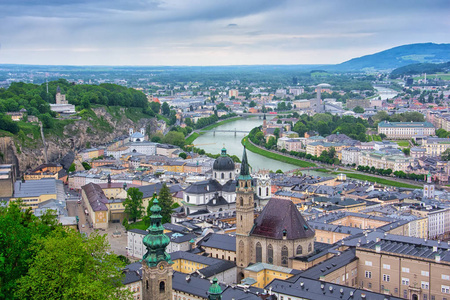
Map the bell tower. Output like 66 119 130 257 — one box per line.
236 145 254 281
141 196 173 300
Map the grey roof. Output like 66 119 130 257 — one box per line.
184 179 223 194
128 228 148 235
299 249 357 279
138 183 182 198
13 179 60 198
269 275 403 300
122 262 142 285
199 233 236 252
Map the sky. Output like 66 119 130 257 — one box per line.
0 0 449 66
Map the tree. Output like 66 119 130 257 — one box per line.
122 217 129 230
353 106 365 113
249 100 256 107
0 201 58 299
275 169 284 174
81 162 91 170
442 148 450 161
16 228 130 300
328 147 336 159
178 152 187 159
162 131 185 148
68 163 76 173
158 183 174 224
402 148 410 156
123 187 144 223
161 102 170 116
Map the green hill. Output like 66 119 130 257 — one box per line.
331 43 450 71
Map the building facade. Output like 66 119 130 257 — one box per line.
378 121 436 139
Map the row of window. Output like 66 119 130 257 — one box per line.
252 242 312 266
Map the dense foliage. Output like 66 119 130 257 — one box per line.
390 61 450 78
0 201 129 299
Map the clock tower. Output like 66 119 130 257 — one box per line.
235 146 255 282
141 195 173 300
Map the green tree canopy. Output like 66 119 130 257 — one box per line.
123 187 144 223
158 183 174 224
353 106 365 113
16 228 130 300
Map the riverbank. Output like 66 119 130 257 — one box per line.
241 136 316 168
185 116 242 145
333 172 421 189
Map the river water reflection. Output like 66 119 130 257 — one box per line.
194 117 327 176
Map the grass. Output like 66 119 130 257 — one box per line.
413 73 450 81
334 172 421 189
242 137 316 168
185 132 199 145
393 140 409 147
128 220 148 231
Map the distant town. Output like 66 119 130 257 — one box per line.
2 63 450 300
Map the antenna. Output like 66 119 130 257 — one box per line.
46 73 49 94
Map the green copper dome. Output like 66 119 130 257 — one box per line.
142 195 172 267
208 277 222 300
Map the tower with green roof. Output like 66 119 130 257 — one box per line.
141 196 173 300
207 277 223 300
235 145 255 282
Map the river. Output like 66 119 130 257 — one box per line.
193 117 327 176
374 86 398 100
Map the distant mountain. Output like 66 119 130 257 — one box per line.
330 43 450 71
390 61 450 78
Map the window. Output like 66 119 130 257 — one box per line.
395 288 398 294
402 278 409 285
365 271 372 278
402 267 409 273
443 275 450 280
238 241 244 263
256 242 262 263
266 187 269 196
239 197 243 206
422 271 429 277
267 244 273 264
259 187 261 196
421 281 429 289
442 285 450 293
365 261 372 266
423 295 427 300
403 290 408 298
281 246 288 267
308 243 312 252
296 245 303 255
383 274 390 282
383 264 390 270
159 281 165 293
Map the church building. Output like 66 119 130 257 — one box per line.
235 146 315 282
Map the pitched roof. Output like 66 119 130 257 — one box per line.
251 198 315 240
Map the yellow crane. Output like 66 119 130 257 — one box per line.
185 142 216 148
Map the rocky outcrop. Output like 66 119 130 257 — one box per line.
0 107 158 173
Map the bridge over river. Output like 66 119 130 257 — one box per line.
198 129 250 136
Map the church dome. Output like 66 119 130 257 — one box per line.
213 147 235 171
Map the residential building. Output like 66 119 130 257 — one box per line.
358 150 414 172
341 147 361 165
11 178 63 209
422 137 450 157
378 121 435 139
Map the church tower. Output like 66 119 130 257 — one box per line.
423 172 435 199
262 114 267 135
141 197 173 300
236 146 254 281
207 277 223 300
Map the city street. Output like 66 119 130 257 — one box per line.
66 198 128 257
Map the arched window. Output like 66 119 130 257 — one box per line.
238 240 244 264
240 197 243 206
221 173 224 179
159 281 165 293
266 187 269 196
308 243 312 253
229 172 232 178
259 187 261 196
215 173 217 178
281 245 288 267
296 245 303 255
255 242 262 263
186 196 190 203
146 280 149 290
267 244 273 264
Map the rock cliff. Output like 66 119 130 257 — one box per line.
0 107 158 173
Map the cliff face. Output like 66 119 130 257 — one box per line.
0 107 158 173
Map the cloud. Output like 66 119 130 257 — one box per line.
0 0 448 65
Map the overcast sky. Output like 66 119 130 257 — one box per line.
1 0 449 66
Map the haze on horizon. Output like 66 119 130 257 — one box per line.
1 0 449 66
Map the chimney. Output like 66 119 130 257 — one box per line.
376 244 381 253
436 254 441 262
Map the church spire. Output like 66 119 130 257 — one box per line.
239 145 250 179
142 195 172 267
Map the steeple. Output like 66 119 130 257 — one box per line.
142 195 172 267
239 145 250 179
221 145 227 156
208 277 223 300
